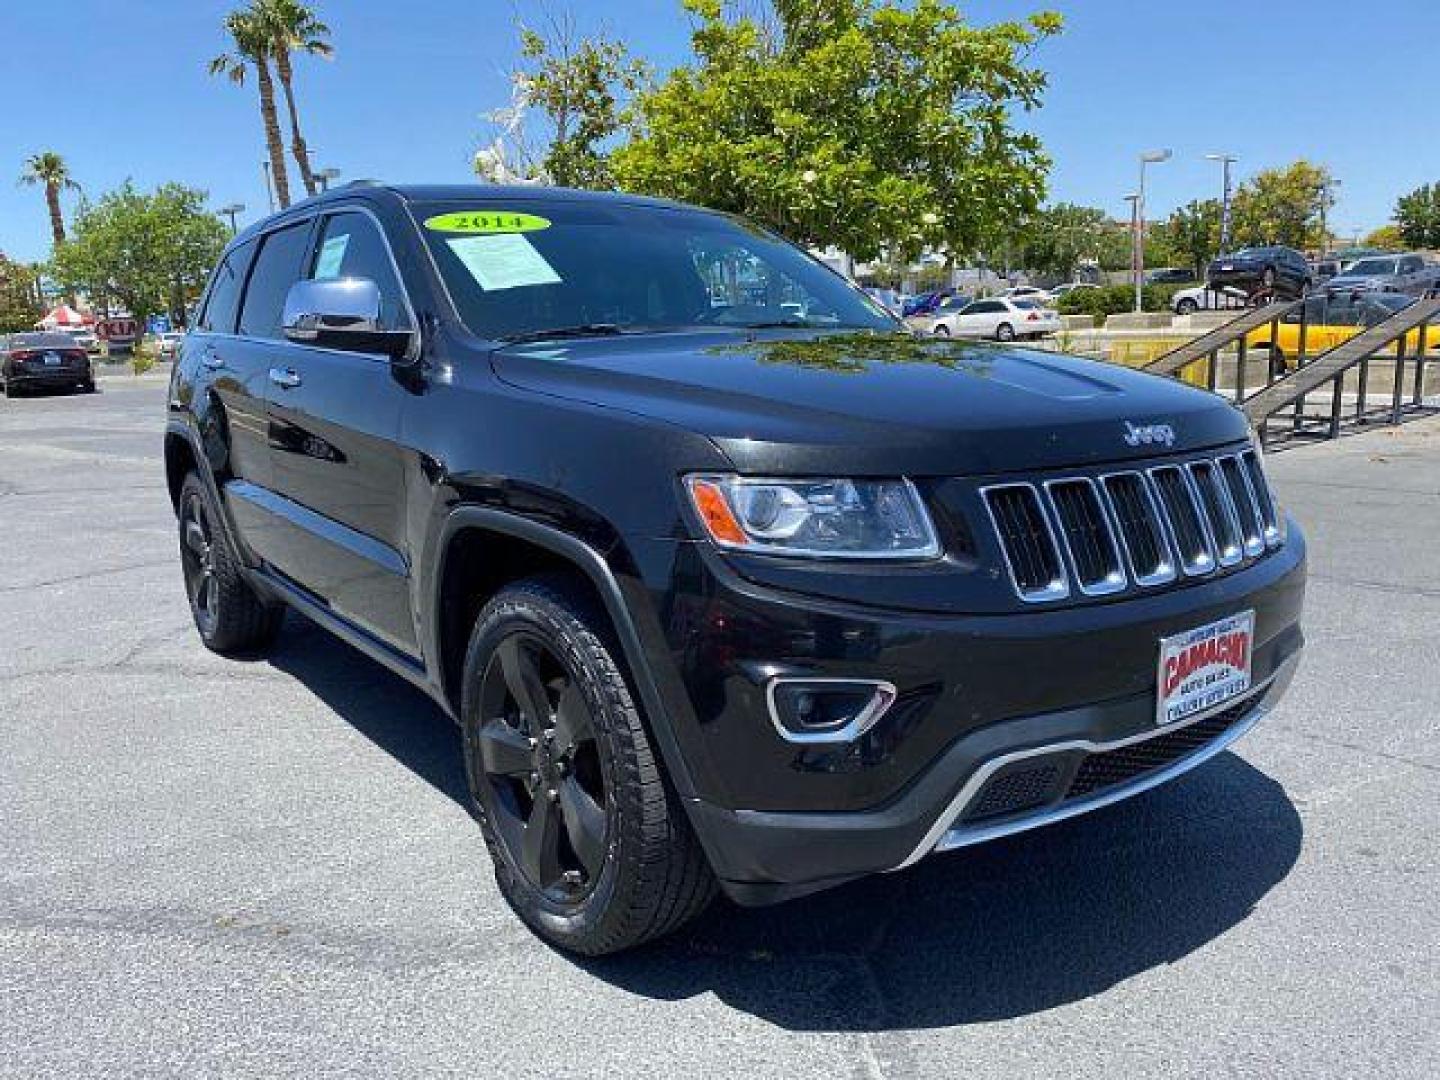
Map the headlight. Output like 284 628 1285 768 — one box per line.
684 475 941 559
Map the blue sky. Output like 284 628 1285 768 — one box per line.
3 0 1438 263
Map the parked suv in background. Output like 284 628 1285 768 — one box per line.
1207 245 1311 299
167 183 1306 955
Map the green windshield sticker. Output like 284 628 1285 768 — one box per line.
424 211 551 234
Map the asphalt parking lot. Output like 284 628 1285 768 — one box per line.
2 379 1437 1079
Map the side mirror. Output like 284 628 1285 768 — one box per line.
282 277 415 361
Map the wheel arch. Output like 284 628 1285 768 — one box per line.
426 507 698 799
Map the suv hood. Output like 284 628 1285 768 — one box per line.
491 330 1249 475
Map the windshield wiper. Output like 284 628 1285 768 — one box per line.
499 323 627 344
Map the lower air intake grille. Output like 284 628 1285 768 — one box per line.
1065 703 1250 800
962 760 1065 823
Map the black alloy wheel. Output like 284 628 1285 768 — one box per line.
474 630 609 903
176 472 283 654
180 484 221 639
461 578 715 955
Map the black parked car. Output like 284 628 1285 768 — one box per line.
1 332 95 397
1207 245 1311 300
166 183 1306 955
1145 266 1196 285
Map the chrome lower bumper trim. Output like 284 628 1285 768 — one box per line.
893 655 1295 871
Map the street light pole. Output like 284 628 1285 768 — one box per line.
1205 153 1237 254
1319 177 1342 255
1135 149 1172 313
1124 193 1140 307
217 203 246 234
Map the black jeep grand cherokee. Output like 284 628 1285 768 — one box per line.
166 183 1305 955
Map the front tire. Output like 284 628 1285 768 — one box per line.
461 577 715 955
1176 298 1198 315
933 324 950 337
177 472 283 654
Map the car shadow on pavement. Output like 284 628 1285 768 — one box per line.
265 618 469 805
263 617 1302 1031
583 754 1303 1030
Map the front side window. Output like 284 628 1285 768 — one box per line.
414 200 896 341
308 212 412 331
238 221 313 340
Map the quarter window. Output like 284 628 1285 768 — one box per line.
238 221 313 340
308 212 412 331
198 240 254 334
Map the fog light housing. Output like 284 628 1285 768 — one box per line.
766 678 898 744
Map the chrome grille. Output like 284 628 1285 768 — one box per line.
984 449 1281 603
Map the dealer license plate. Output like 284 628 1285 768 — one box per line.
1156 611 1254 726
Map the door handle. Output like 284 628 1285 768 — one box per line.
201 350 226 370
269 367 302 389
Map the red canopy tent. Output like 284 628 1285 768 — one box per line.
38 305 93 330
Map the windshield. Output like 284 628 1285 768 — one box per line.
415 200 897 341
1345 258 1399 276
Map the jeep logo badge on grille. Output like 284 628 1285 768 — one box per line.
1122 421 1177 448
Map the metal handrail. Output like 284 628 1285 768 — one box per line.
1145 299 1304 378
1242 296 1440 439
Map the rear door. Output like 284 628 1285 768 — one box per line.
219 218 317 565
181 239 274 514
261 207 420 655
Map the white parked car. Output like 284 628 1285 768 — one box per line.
1049 282 1099 300
1000 285 1052 303
154 331 186 358
931 297 1062 341
1171 284 1248 315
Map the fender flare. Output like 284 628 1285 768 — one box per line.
425 506 698 799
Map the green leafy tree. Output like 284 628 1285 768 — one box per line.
1161 198 1223 277
1018 203 1115 279
1364 224 1405 250
479 9 650 189
613 0 1062 264
18 152 79 249
0 254 43 333
256 0 333 198
211 7 292 208
49 183 229 330
1393 183 1440 249
1230 160 1333 250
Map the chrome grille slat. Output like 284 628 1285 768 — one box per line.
981 484 1068 602
985 449 1282 603
1045 479 1125 596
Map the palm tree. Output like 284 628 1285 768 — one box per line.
210 8 292 209
256 0 333 198
18 152 79 249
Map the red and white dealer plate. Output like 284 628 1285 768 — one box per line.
1156 610 1255 727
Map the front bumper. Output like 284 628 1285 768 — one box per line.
637 524 1306 906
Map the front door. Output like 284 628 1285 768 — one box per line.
262 209 419 655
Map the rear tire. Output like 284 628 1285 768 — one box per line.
177 472 284 655
460 577 715 955
995 322 1016 342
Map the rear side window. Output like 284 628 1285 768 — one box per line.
308 212 412 331
238 222 313 340
197 240 254 333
